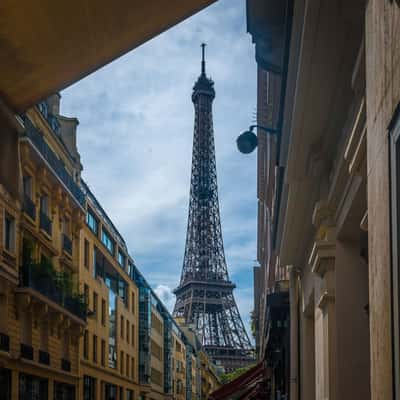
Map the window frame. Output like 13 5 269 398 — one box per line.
86 208 99 235
4 212 16 254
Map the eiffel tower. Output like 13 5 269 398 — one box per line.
173 44 253 372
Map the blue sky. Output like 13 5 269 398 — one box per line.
61 0 257 338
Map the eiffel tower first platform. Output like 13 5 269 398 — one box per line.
173 44 254 372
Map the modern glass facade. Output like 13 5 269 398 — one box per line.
186 345 193 400
163 316 173 395
138 283 151 385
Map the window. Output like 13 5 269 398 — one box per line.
23 176 32 198
126 390 134 400
83 330 89 359
131 357 135 379
101 299 106 326
86 208 98 234
151 313 163 335
120 351 124 375
118 250 126 268
93 335 97 363
151 340 162 361
126 354 129 377
128 261 133 277
126 320 130 344
151 367 162 386
4 213 15 253
93 292 98 319
84 239 89 268
83 376 96 400
120 316 124 338
40 195 49 216
101 228 114 254
101 339 106 366
131 325 135 347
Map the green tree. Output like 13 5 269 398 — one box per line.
220 365 254 384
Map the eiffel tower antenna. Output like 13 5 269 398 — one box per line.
173 45 253 371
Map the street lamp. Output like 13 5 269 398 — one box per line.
236 125 278 154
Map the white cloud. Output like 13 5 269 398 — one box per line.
154 284 176 313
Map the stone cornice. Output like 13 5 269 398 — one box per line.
309 239 336 277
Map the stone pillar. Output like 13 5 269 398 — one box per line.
289 267 300 400
11 369 19 399
309 238 336 400
48 379 54 399
301 294 315 400
334 240 370 400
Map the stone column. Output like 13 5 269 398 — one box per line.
309 237 336 400
11 369 19 400
289 267 300 400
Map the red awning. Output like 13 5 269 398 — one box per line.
209 361 269 400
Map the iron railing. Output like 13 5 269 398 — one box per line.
21 264 87 321
20 343 34 360
23 195 36 220
39 350 50 365
63 234 72 255
0 332 10 352
40 212 52 236
23 116 85 207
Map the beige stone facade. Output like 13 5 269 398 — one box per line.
0 95 220 400
248 0 400 400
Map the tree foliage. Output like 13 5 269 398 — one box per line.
220 365 255 384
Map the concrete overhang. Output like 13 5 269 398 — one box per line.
278 0 364 267
0 0 216 111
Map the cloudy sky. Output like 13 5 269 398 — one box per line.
61 0 257 338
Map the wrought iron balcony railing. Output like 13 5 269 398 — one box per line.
40 211 52 236
20 343 34 360
23 195 36 221
62 234 72 255
61 358 71 372
21 264 87 322
0 332 10 352
39 350 50 365
22 116 85 208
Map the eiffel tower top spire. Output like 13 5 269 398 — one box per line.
201 43 206 75
193 43 215 101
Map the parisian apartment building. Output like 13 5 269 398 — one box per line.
0 94 220 400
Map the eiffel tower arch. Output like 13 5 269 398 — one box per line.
173 44 254 372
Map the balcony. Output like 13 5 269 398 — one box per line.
0 332 10 352
20 343 34 360
62 234 72 256
20 263 87 322
22 116 85 208
39 350 50 365
23 195 36 221
40 212 52 236
61 358 71 372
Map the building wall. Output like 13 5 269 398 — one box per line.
0 102 85 399
366 2 400 399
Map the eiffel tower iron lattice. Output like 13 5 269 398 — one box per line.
173 44 253 371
